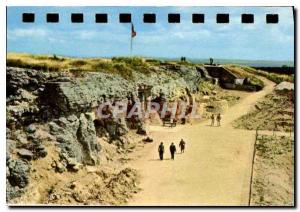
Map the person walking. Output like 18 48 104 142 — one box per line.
217 113 222 126
169 142 177 160
210 114 215 126
179 139 186 153
158 142 165 160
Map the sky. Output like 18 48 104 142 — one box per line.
7 6 294 61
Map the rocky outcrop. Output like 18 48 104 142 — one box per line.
7 159 30 188
39 65 202 115
77 113 100 165
275 81 294 91
6 67 72 127
41 73 135 115
6 63 202 202
6 158 30 200
49 113 100 166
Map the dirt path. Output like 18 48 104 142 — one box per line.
128 78 276 206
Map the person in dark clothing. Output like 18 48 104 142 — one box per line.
179 139 186 153
158 142 165 160
169 142 177 160
216 113 221 126
211 114 215 126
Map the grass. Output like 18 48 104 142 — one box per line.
241 66 294 84
224 65 265 88
7 53 151 80
233 91 294 132
251 134 294 206
8 52 292 84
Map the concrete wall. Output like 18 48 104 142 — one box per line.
223 83 258 91
204 65 238 83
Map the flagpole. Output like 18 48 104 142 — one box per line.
130 33 133 57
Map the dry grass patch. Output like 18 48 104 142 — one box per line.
7 53 151 80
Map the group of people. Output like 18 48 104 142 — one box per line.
211 113 222 127
158 139 186 160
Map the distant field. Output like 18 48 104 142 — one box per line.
157 57 294 68
184 59 293 68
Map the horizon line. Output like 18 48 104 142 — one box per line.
7 51 294 64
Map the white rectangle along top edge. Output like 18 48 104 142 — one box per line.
3 0 296 6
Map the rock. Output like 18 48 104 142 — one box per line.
41 74 135 114
70 181 77 189
117 117 129 136
6 179 25 201
66 157 77 167
7 159 30 188
67 114 78 122
71 163 82 172
49 193 61 201
202 95 210 100
136 122 147 135
6 67 65 96
275 81 294 91
35 145 47 158
103 117 128 140
20 89 36 103
49 114 101 166
6 166 10 178
50 116 82 162
86 166 98 173
26 124 36 134
55 161 66 173
77 113 100 165
49 121 63 135
72 192 84 203
66 157 82 172
142 137 153 143
17 149 33 161
26 134 36 141
39 63 202 114
105 121 118 139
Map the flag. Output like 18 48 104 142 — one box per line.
131 23 136 38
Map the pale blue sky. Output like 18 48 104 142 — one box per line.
7 6 294 61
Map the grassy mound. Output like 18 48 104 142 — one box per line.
224 65 265 88
241 66 294 84
7 53 151 80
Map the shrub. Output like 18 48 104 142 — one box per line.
92 61 114 71
7 59 24 67
145 59 162 65
70 60 88 66
112 57 144 66
113 62 133 79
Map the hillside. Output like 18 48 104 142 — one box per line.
6 53 291 205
